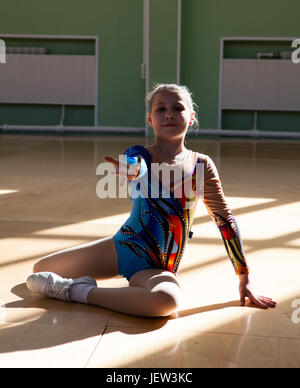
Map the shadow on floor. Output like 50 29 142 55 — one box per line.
0 283 253 355
0 283 168 354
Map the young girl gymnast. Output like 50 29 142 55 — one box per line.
26 84 276 317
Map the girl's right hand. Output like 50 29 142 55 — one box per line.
104 155 142 186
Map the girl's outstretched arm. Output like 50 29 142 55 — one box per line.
201 154 276 309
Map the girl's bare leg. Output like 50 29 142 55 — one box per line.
33 236 119 280
87 269 182 317
32 240 182 317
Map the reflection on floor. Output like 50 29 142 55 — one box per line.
0 134 300 368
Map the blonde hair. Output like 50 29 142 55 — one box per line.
146 83 199 131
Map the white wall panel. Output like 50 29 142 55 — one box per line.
0 54 96 105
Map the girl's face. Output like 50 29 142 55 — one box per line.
147 90 195 141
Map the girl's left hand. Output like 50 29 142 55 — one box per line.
239 274 277 309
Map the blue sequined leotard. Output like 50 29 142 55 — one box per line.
113 145 249 281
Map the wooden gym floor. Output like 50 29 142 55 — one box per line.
0 134 299 368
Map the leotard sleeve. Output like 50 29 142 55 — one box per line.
202 155 249 275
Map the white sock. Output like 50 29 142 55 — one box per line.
69 283 96 304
